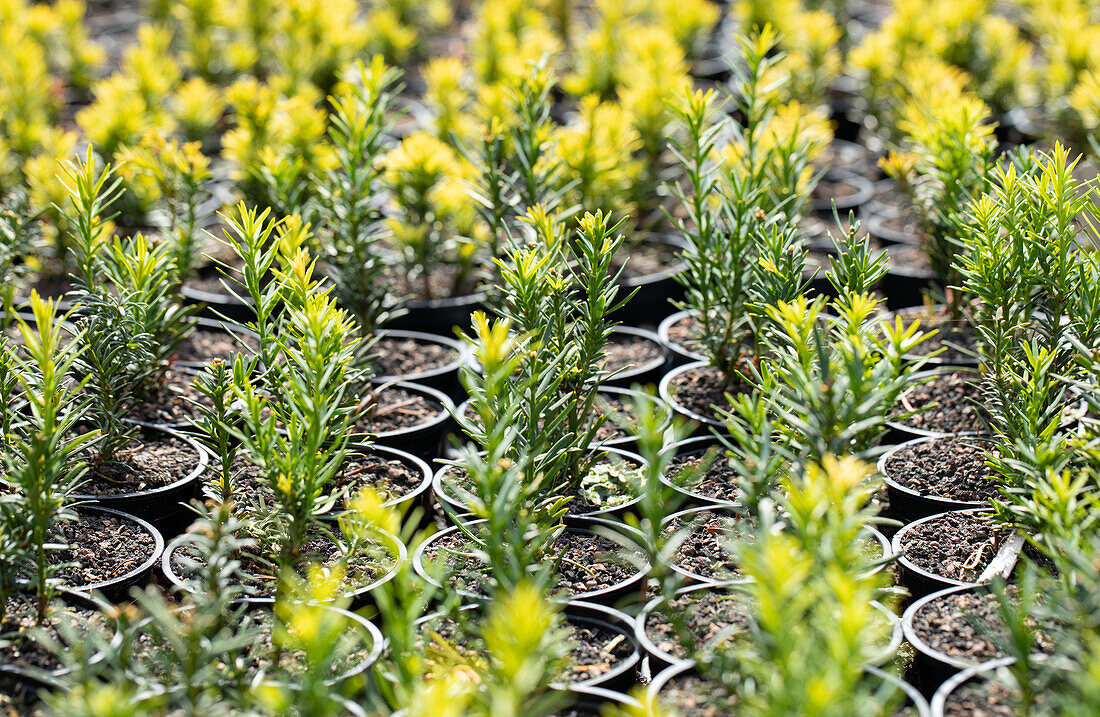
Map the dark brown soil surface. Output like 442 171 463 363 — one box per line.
889 371 986 434
357 386 442 433
173 325 258 365
129 369 210 425
460 391 657 443
645 590 752 659
818 141 876 175
439 454 641 515
873 213 925 244
800 214 861 244
182 272 238 297
423 529 642 599
883 436 1000 502
667 365 752 423
0 596 112 673
656 674 734 717
665 511 744 580
942 679 1019 717
886 243 934 275
419 612 633 685
564 621 633 683
170 531 394 598
51 511 156 587
130 606 372 683
899 511 1009 583
869 180 910 214
605 333 663 374
375 335 459 378
389 264 479 302
215 452 425 510
77 429 198 496
615 240 681 281
896 309 978 362
333 454 427 503
15 274 73 302
665 314 705 356
911 588 1052 664
668 448 739 504
814 175 863 203
804 248 834 274
0 673 45 716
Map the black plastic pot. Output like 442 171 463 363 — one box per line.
866 212 924 247
554 684 644 715
372 329 472 402
0 669 60 715
604 325 670 389
883 246 936 311
613 235 686 327
658 434 738 509
181 277 255 324
902 584 993 696
68 505 165 601
68 423 208 529
821 137 877 176
658 361 726 435
646 661 698 707
812 168 876 218
411 515 650 607
173 316 259 370
383 290 488 336
930 657 1017 717
433 446 647 524
878 436 993 524
891 509 998 600
657 310 705 367
884 367 983 444
370 381 455 462
866 665 933 717
161 526 406 610
0 589 121 687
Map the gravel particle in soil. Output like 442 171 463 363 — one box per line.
668 448 739 504
604 333 663 374
889 371 986 435
910 588 1052 665
884 436 1001 502
0 596 113 673
899 511 1010 583
424 529 642 599
173 325 258 365
665 510 744 580
667 365 752 424
76 428 199 496
127 369 210 425
374 335 459 378
942 679 1019 717
50 511 156 587
357 386 442 433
